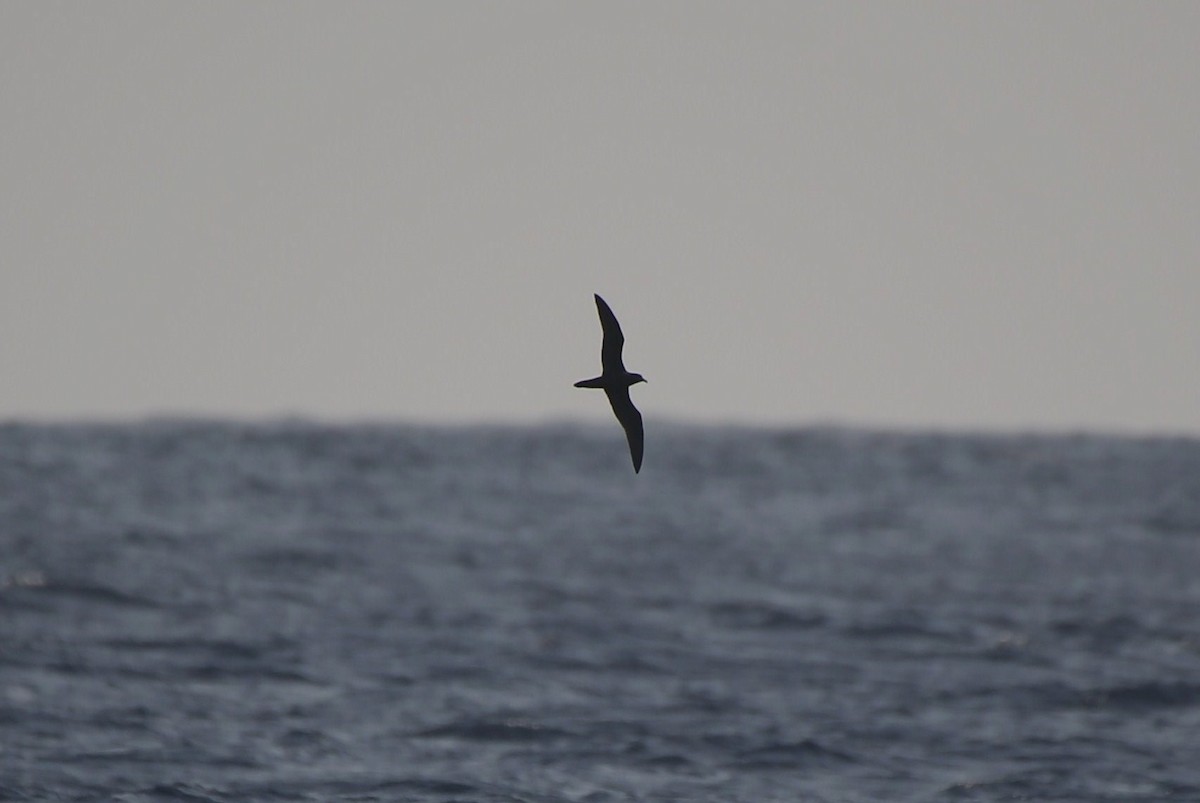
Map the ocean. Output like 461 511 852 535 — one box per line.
2 421 1199 802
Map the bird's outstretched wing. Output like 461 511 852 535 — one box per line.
594 294 626 374
605 386 643 473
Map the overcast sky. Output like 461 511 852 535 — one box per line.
3 3 1198 433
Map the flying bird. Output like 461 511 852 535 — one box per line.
574 294 647 473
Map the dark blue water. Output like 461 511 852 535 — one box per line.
2 421 1199 801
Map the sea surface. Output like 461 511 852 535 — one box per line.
2 421 1199 802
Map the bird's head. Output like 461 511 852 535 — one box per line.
629 373 647 386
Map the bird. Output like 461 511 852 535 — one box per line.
574 294 647 473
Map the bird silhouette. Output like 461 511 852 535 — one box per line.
574 294 646 473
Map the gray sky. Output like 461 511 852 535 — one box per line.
3 3 1198 432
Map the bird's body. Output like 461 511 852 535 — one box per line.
574 294 646 473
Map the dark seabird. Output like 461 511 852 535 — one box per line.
574 294 647 473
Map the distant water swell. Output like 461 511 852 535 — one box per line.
2 421 1199 801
